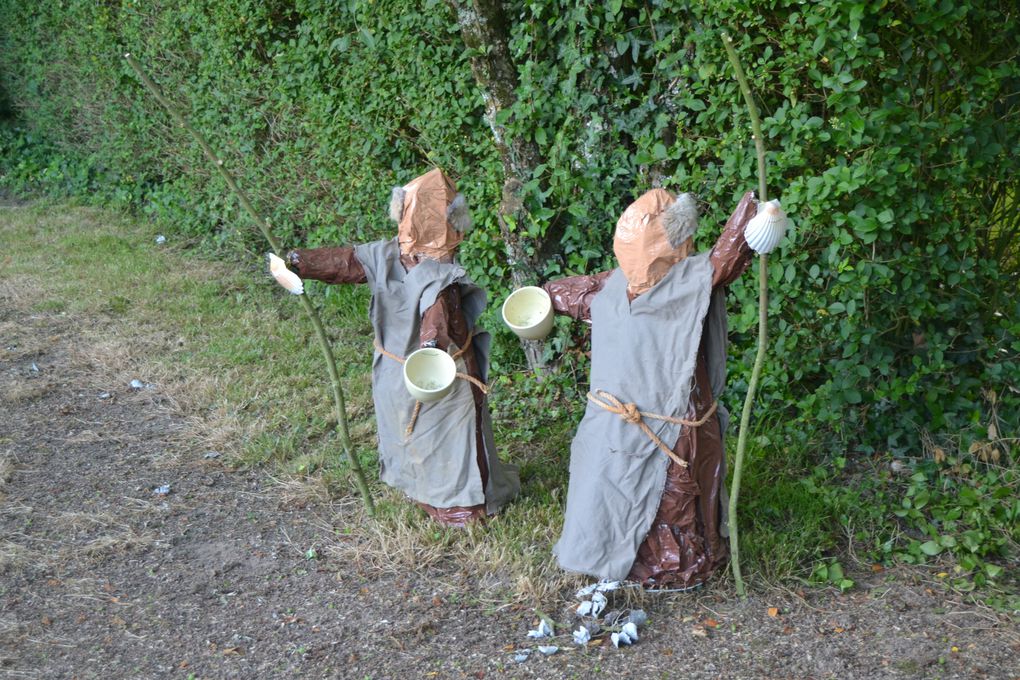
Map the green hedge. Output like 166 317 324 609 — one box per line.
2 0 1018 458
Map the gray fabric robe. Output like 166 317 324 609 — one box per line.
554 252 729 580
354 239 518 513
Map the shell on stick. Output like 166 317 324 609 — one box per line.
744 199 788 255
267 252 304 295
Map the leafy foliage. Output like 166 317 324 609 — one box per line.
1 0 1018 586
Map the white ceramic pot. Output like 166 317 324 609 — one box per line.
502 286 554 340
403 348 457 403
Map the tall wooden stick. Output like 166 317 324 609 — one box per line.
124 54 375 516
721 32 769 597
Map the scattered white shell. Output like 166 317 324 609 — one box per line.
590 592 607 618
153 484 171 495
267 252 304 295
576 579 621 598
744 199 788 255
155 235 166 244
537 645 559 655
572 626 591 646
129 379 145 389
611 622 639 648
527 619 553 638
576 601 593 617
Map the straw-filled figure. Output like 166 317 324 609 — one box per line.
275 168 520 525
504 188 785 588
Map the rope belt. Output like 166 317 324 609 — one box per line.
373 335 489 437
586 389 719 469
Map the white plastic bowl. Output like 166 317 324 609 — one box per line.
403 348 457 402
502 286 554 340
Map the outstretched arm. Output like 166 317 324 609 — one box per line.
542 270 613 322
710 192 757 289
287 247 368 285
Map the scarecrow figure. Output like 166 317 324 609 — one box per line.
282 169 519 526
543 188 757 588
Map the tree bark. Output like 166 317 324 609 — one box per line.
447 0 546 372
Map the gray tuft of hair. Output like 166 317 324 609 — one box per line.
446 193 473 233
662 192 700 248
388 187 405 222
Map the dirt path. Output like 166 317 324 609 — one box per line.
1 203 1019 679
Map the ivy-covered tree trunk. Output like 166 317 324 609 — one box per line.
447 0 546 372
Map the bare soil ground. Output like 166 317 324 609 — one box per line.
1 201 1019 679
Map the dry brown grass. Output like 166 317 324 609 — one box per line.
271 475 333 509
0 450 15 496
51 510 118 532
0 379 54 405
0 615 26 651
77 527 155 559
0 540 43 574
0 275 42 313
323 492 583 605
60 315 276 466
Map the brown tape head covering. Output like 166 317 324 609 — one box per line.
613 188 700 296
389 168 472 263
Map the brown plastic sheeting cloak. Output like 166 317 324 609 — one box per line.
544 191 757 587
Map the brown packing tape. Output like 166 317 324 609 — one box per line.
398 168 463 262
613 188 692 296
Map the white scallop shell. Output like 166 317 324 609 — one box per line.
268 252 304 295
744 199 788 255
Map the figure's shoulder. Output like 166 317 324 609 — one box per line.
354 238 403 284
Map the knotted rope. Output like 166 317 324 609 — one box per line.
586 389 719 469
374 335 489 436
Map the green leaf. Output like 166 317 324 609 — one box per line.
919 541 943 556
